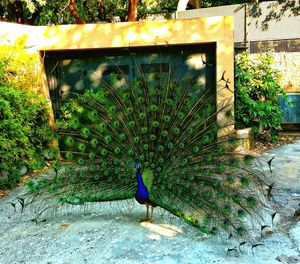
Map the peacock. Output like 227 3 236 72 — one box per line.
24 54 270 240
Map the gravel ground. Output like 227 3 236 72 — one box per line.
0 141 300 264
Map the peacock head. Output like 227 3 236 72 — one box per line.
134 163 140 171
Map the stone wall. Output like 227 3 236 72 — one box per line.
249 39 300 93
249 51 300 93
273 52 300 93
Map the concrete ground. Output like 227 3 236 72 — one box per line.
0 141 300 264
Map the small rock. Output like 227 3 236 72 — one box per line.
276 255 300 264
265 230 273 236
293 205 300 220
59 223 70 228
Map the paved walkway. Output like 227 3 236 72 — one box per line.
0 141 299 264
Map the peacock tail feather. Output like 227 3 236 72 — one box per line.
26 54 269 239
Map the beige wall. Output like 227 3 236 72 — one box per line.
176 1 300 43
246 2 300 42
177 5 245 43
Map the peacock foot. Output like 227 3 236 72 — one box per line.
139 217 153 223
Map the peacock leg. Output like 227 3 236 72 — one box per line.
149 205 154 223
139 202 151 222
146 203 149 219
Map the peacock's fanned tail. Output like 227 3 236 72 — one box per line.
26 56 268 238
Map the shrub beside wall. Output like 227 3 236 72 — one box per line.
0 46 51 189
235 52 286 139
0 45 42 93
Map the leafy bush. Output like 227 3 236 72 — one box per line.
0 49 52 189
235 52 286 138
0 45 41 93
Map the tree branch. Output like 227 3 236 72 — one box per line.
69 0 84 24
127 0 139 22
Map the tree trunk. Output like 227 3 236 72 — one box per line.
8 0 24 24
127 0 139 22
194 0 201 8
97 0 106 21
69 0 84 24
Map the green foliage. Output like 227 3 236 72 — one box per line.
0 0 298 26
0 51 51 189
0 0 177 25
235 52 286 137
0 45 42 94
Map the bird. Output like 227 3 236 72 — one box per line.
25 58 269 239
134 163 156 222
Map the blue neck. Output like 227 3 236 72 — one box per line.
135 169 149 203
137 170 144 186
